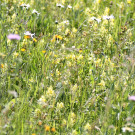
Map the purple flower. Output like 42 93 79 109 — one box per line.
7 34 21 40
128 96 135 101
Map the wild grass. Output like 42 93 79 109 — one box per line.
0 0 135 135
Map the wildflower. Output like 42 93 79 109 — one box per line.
45 125 50 131
90 17 101 23
62 119 67 127
38 120 42 126
13 52 19 57
122 127 133 132
57 102 64 110
51 127 56 132
46 86 55 97
127 0 132 4
24 31 35 39
33 38 37 42
67 5 72 9
104 7 110 15
1 64 4 68
98 80 105 87
103 15 114 20
71 84 78 92
51 35 62 42
84 123 91 131
20 3 30 9
79 49 82 53
63 20 69 25
7 34 21 40
34 109 41 117
56 3 64 8
96 0 101 4
32 133 36 135
37 95 47 106
128 96 135 101
42 50 46 53
56 69 60 76
32 9 40 16
71 130 78 135
72 28 77 33
21 48 26 52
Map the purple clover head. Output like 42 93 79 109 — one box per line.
128 96 135 101
7 34 21 40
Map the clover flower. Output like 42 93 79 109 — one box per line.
57 102 64 110
7 34 21 40
128 96 135 101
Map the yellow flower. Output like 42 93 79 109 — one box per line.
1 64 4 68
13 52 19 57
84 123 91 131
127 0 131 4
24 35 31 39
51 35 62 42
21 48 26 52
79 49 82 53
57 102 64 110
45 125 50 131
33 38 37 42
46 86 55 97
32 133 36 135
51 127 56 132
42 50 46 53
98 80 105 87
38 120 42 126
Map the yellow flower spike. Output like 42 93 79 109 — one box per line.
42 50 46 53
21 48 26 52
33 38 37 42
24 35 31 39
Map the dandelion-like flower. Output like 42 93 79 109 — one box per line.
7 34 21 40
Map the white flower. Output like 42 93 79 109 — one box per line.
103 15 114 20
20 3 30 9
67 5 72 9
24 31 35 38
90 17 101 23
122 127 133 132
32 9 40 16
63 20 69 25
56 3 64 8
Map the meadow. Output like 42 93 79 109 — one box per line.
0 0 135 134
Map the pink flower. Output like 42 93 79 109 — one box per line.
7 34 21 40
128 96 135 101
